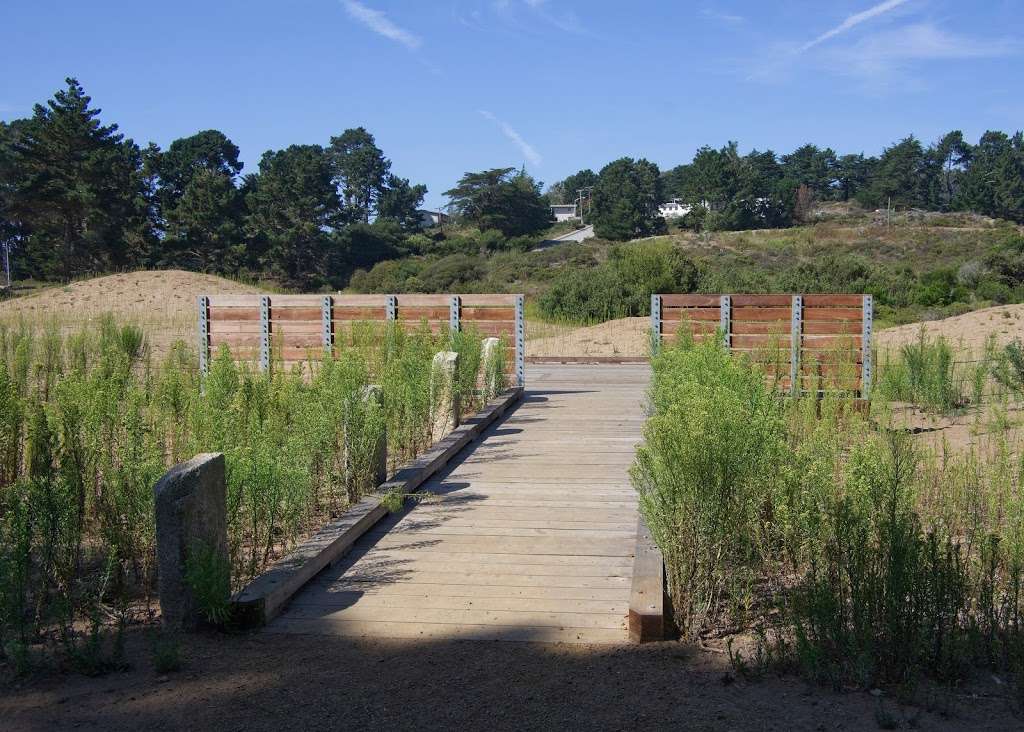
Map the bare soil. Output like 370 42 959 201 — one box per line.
2 627 1020 731
876 305 1024 355
0 270 259 356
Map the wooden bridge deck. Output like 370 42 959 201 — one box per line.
268 364 650 644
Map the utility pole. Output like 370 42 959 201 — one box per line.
576 186 593 225
1 240 10 289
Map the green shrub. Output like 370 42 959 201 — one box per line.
631 338 785 638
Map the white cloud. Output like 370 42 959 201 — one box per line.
341 0 421 50
832 22 1018 76
479 110 542 167
701 8 744 24
798 0 910 53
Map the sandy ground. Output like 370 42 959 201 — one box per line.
0 270 259 355
877 305 1024 355
2 627 1020 731
526 317 649 358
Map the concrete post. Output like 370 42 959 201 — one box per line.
430 350 460 442
479 337 502 401
345 385 387 498
154 453 228 629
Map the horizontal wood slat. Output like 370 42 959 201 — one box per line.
731 294 791 307
661 308 720 322
659 294 721 307
653 293 870 397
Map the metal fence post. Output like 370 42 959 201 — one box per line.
649 294 662 356
450 295 461 334
720 295 732 349
515 294 525 388
259 295 270 372
321 295 333 355
198 296 209 376
790 295 803 396
862 294 874 401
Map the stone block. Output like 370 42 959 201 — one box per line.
429 350 460 442
154 453 228 629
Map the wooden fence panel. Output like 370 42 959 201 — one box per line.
652 293 873 398
200 293 525 386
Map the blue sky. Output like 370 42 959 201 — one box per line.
3 1 1022 209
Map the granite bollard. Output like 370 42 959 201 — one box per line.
154 453 228 628
429 350 460 442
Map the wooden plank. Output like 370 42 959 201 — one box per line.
310 579 629 602
394 295 451 307
802 294 865 307
290 592 627 615
629 517 667 643
267 617 627 644
332 306 387 320
660 307 720 321
731 321 792 335
209 306 260 321
803 320 861 335
268 295 325 306
341 547 635 568
271 307 323 321
206 295 261 307
458 294 519 306
208 321 262 334
658 294 720 306
732 307 791 321
730 334 790 350
279 605 626 630
464 321 515 337
231 388 525 627
396 306 450 320
802 307 863 321
660 321 717 335
461 307 515 321
730 294 791 307
332 295 390 307
801 335 860 349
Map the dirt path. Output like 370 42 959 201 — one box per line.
3 628 1020 731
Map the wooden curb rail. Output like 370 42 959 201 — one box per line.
628 516 670 643
231 387 525 628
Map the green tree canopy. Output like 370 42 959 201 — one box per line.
7 78 150 278
591 158 665 241
245 144 341 288
444 167 551 236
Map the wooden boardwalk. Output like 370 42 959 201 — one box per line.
268 364 650 644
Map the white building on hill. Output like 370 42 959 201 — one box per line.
658 198 692 219
550 203 578 222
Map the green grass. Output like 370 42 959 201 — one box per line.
633 336 1024 693
0 315 500 672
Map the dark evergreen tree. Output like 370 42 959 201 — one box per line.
245 144 342 288
863 136 928 209
376 174 427 229
780 144 837 199
329 127 390 223
8 78 150 278
591 158 664 241
163 168 246 272
444 167 551 236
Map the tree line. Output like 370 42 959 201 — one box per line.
0 79 429 288
2 78 1022 288
549 131 1024 240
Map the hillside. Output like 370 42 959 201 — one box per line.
0 270 260 354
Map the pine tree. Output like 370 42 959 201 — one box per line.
10 78 149 278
